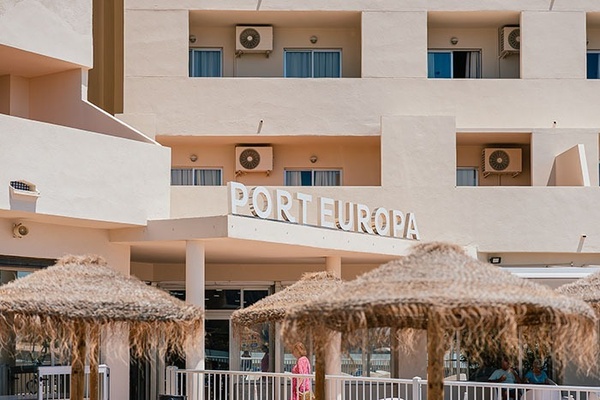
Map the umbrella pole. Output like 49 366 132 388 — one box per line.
315 348 325 400
89 325 100 400
427 320 445 400
71 321 87 400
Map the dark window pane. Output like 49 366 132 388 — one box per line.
243 290 269 307
205 289 241 309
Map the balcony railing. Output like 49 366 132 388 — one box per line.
164 368 600 400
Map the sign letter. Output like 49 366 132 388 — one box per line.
250 186 272 219
229 182 248 214
276 189 296 223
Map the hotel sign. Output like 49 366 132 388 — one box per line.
228 182 420 240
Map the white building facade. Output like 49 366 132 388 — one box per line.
3 0 600 398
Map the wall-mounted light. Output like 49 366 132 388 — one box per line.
489 256 502 264
310 155 318 163
310 35 318 44
13 223 29 239
450 37 459 45
189 34 197 44
190 154 198 162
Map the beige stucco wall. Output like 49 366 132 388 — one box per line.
362 11 426 78
0 113 171 224
531 129 599 186
521 11 587 79
0 0 92 68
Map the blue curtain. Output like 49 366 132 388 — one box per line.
285 171 313 185
314 52 341 78
587 53 600 79
428 52 452 78
189 50 222 77
285 51 312 77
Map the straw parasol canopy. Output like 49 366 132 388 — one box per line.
0 254 203 400
231 271 342 329
557 271 600 314
232 271 343 400
282 242 598 400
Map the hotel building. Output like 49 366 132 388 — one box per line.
3 0 600 398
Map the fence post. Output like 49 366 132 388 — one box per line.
165 366 177 395
413 376 423 400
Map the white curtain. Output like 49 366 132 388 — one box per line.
171 169 194 185
464 51 481 79
285 171 304 185
195 169 222 186
456 168 477 186
314 171 341 186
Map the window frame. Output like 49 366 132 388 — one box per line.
170 167 223 186
189 47 223 78
428 49 482 79
284 169 343 186
283 49 343 78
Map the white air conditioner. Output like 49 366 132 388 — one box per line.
482 148 522 177
236 146 273 173
500 27 520 53
235 26 273 53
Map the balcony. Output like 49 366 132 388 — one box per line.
188 10 361 78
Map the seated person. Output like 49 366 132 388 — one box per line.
524 360 551 385
489 358 522 400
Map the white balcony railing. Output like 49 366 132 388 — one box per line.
164 368 600 400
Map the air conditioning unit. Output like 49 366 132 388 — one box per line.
236 146 273 173
482 148 522 177
235 26 273 53
500 27 520 54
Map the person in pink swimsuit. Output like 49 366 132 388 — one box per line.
291 342 312 400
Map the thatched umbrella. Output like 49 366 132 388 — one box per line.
232 271 343 400
282 242 598 400
557 271 600 314
0 255 203 400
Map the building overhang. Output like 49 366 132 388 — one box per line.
110 214 416 264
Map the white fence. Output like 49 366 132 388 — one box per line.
164 368 600 400
7 365 110 400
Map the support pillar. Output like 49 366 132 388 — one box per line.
186 241 205 370
325 257 342 400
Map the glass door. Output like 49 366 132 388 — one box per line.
205 319 230 370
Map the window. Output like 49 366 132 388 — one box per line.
284 170 341 186
587 52 600 79
284 49 342 78
456 167 478 186
189 49 222 77
428 50 481 78
171 168 222 186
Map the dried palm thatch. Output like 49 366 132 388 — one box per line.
557 271 600 315
282 242 598 400
231 271 342 329
232 271 343 400
0 255 203 400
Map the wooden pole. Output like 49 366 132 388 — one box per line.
315 348 325 400
71 322 87 400
427 317 445 400
89 325 100 400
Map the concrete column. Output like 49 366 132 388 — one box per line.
325 257 342 399
186 240 205 369
103 246 130 400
